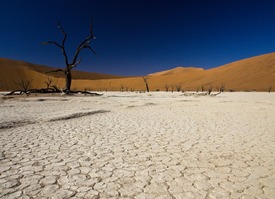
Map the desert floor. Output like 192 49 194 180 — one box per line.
0 92 274 199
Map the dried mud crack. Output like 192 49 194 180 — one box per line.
0 92 274 198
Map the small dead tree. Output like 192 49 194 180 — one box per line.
44 77 53 90
120 85 124 92
175 85 182 92
268 84 272 93
196 87 199 93
165 84 169 92
15 79 33 94
42 20 96 93
208 85 212 95
142 77 150 92
171 85 174 93
220 83 225 92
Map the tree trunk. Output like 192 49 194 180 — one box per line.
145 82 149 92
65 70 72 93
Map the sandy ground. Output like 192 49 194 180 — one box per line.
0 92 274 199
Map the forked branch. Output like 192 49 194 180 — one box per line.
42 23 69 66
72 19 96 66
43 20 96 69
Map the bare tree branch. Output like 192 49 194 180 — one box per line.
86 46 97 55
42 41 62 48
57 23 69 65
72 58 82 68
57 22 66 36
42 23 69 66
90 17 95 39
72 19 96 65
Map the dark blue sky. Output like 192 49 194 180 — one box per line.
1 0 275 76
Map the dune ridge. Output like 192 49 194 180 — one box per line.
1 52 275 91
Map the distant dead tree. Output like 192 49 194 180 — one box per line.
44 77 53 90
171 85 174 93
219 83 225 92
42 20 96 93
142 77 150 92
268 84 272 93
15 79 33 94
120 85 124 92
175 85 182 92
165 84 169 92
207 85 212 95
196 87 199 93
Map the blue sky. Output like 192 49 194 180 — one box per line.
1 0 275 76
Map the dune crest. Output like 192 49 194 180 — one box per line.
148 66 204 76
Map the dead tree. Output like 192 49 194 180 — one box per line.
175 85 182 92
44 77 53 90
207 85 212 95
142 77 150 92
15 79 33 94
164 84 169 92
171 85 174 93
219 83 225 92
42 21 96 93
120 85 124 92
268 84 272 93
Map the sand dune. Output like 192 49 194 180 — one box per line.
0 58 124 91
1 52 275 91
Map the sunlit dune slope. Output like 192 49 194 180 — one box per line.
1 52 275 91
88 53 275 92
202 53 275 91
148 67 204 76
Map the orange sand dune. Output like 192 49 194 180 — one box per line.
1 52 275 91
0 58 124 91
86 53 275 92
